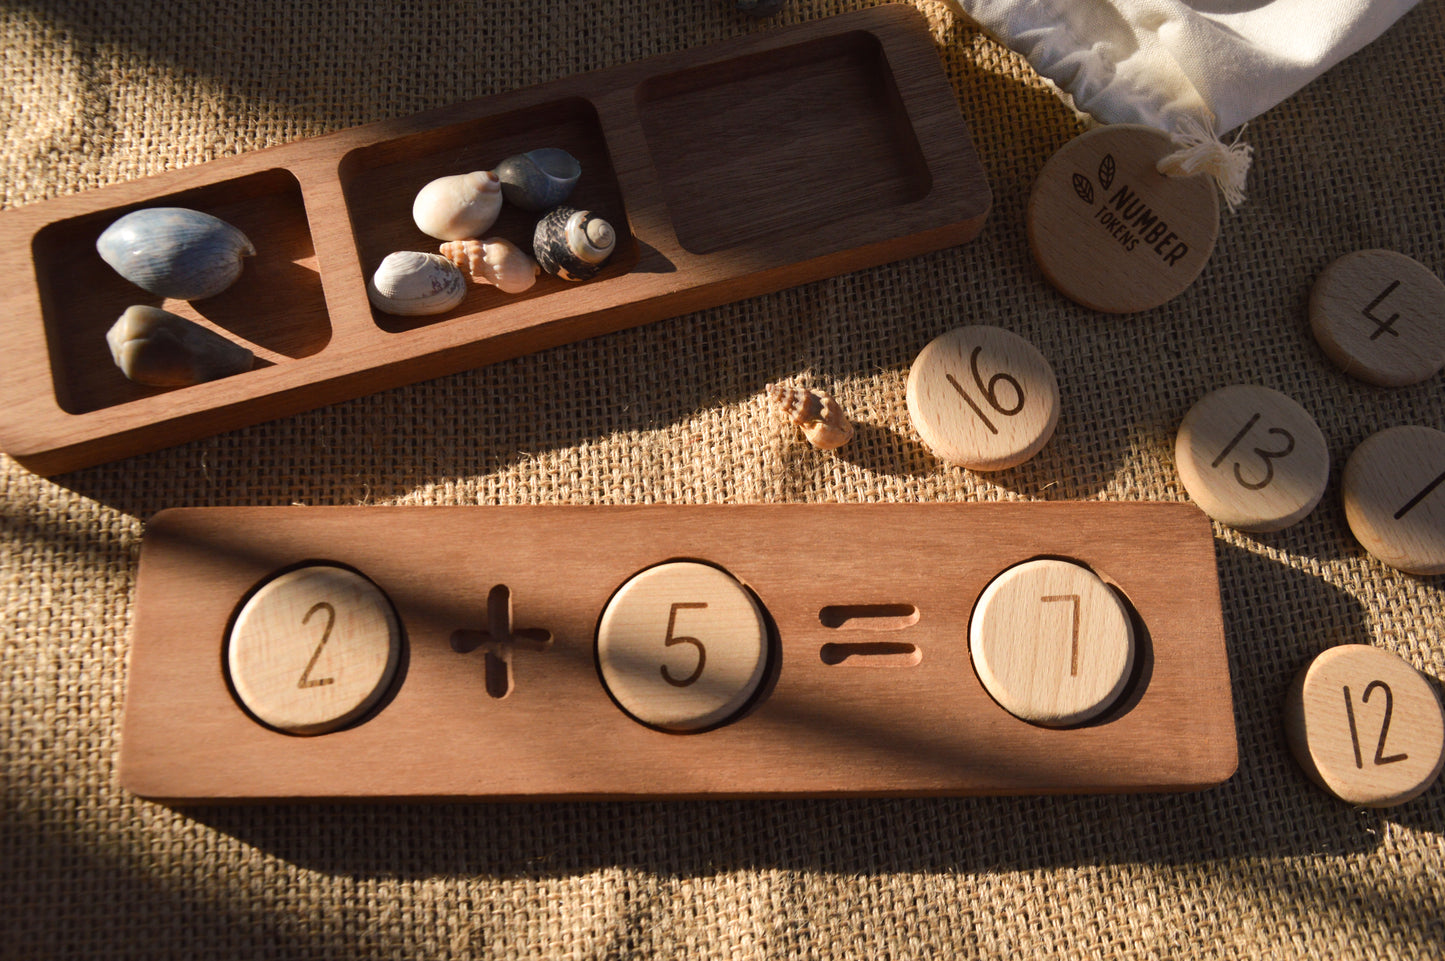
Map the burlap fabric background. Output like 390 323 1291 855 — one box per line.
3 0 1442 957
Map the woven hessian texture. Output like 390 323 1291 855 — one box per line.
3 0 1443 957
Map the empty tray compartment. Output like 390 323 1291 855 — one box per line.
636 30 932 256
338 97 636 333
33 168 326 416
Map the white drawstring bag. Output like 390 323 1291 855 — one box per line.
949 0 1420 208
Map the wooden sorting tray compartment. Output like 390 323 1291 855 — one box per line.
119 503 1237 803
0 5 991 475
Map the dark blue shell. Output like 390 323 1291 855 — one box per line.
495 148 581 212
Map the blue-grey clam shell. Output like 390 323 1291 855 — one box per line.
533 206 616 282
96 207 255 300
495 148 581 212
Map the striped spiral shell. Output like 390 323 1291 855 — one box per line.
767 384 854 450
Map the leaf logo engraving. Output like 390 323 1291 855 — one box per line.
1072 172 1095 205
1098 154 1116 191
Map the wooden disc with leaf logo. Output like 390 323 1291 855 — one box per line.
1028 125 1220 314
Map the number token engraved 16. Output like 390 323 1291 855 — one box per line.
907 325 1060 472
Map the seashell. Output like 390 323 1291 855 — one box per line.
367 251 467 316
96 207 255 300
106 305 254 387
439 238 539 294
494 148 581 212
533 206 616 282
767 383 854 450
412 171 503 241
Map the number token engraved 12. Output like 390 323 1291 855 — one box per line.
1286 645 1445 807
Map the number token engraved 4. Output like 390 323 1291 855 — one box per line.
1310 250 1445 386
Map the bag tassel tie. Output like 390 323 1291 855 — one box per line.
1157 116 1253 213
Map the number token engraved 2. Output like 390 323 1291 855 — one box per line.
661 602 708 687
297 602 337 689
1344 681 1408 769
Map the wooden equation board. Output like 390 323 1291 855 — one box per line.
0 4 990 476
119 503 1238 802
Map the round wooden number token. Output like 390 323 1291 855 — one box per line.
1310 250 1445 386
1027 124 1219 313
1285 645 1445 807
596 561 771 732
969 559 1135 727
1342 425 1445 575
906 325 1059 470
227 564 403 735
1174 384 1329 532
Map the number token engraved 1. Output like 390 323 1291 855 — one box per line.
1286 645 1445 807
596 562 770 732
1174 385 1328 532
1342 426 1445 575
227 565 403 735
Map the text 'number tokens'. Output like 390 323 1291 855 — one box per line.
596 561 771 732
969 559 1135 727
1310 250 1445 387
226 564 403 735
907 325 1060 471
1286 645 1445 807
1343 425 1445 575
1175 385 1329 532
1027 124 1219 313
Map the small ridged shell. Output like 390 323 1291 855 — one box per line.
412 171 503 241
367 251 467 316
96 207 255 300
767 383 855 450
439 238 539 294
495 148 581 212
106 305 254 387
533 206 616 282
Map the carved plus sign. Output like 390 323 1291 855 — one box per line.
450 585 552 699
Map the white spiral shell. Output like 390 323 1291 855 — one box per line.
367 251 467 316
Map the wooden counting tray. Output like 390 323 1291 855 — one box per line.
119 503 1238 802
0 5 990 476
